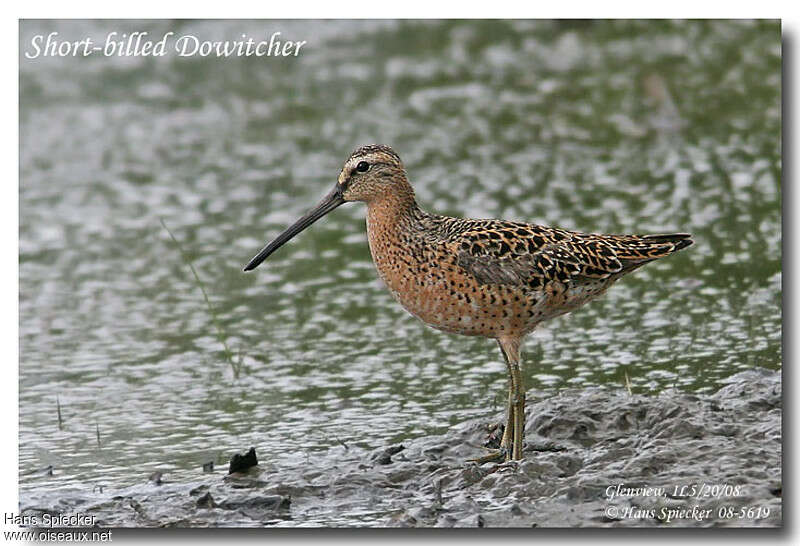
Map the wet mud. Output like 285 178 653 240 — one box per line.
20 368 781 528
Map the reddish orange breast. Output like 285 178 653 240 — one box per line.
365 202 540 338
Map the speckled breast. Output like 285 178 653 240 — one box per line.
366 216 549 339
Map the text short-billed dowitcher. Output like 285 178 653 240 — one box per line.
244 144 692 463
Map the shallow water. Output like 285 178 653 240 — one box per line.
19 20 781 523
19 369 782 528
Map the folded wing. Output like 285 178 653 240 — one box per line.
454 225 692 291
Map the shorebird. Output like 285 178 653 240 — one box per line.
244 144 692 463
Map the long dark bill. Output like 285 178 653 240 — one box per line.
242 186 345 272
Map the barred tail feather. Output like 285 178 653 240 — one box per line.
641 233 694 254
616 233 693 272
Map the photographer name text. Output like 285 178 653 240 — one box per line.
25 31 307 59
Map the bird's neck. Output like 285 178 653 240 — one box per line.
365 180 421 232
364 182 427 295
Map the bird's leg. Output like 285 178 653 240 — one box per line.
509 361 525 461
469 385 512 464
499 336 524 461
498 339 517 458
469 339 518 465
499 383 515 453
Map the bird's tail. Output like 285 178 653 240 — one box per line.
610 233 693 272
639 233 694 252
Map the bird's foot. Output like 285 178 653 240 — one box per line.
485 460 520 474
468 447 509 465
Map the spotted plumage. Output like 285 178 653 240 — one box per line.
244 144 693 463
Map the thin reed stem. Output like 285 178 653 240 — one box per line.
160 219 243 378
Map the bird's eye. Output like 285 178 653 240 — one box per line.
356 161 370 173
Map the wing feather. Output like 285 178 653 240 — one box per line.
453 224 691 290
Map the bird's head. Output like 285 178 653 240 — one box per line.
243 144 409 272
336 144 408 203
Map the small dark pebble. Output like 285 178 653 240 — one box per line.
196 492 216 508
202 461 214 473
374 444 405 465
189 485 208 497
484 424 504 449
220 495 290 511
229 447 258 474
385 445 405 456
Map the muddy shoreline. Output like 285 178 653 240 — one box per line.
21 368 781 527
